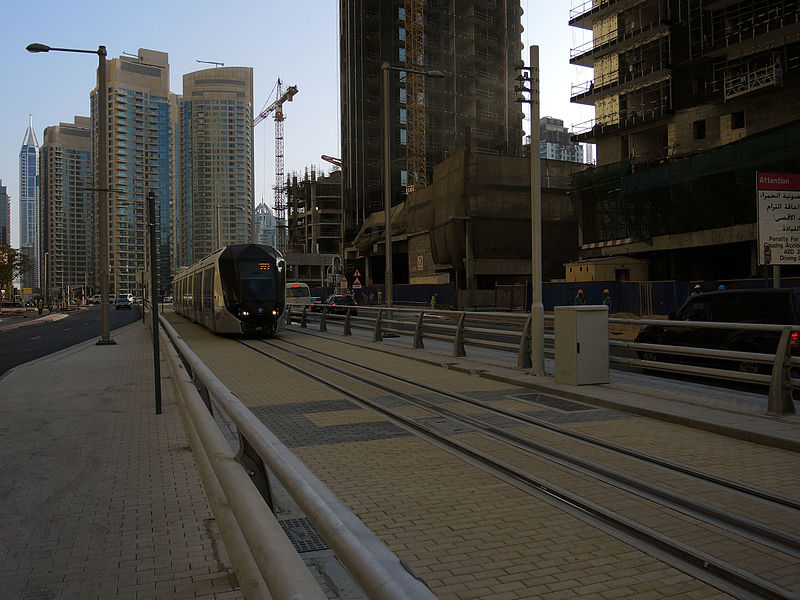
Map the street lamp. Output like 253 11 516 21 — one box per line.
381 62 444 308
515 46 544 376
27 42 114 345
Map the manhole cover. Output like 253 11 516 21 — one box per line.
515 393 594 412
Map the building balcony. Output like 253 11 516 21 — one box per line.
571 60 672 105
572 101 672 142
569 0 643 30
570 20 671 67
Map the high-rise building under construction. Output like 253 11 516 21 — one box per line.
339 1 525 244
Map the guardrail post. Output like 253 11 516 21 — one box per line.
768 327 796 415
301 306 308 328
374 309 383 341
413 311 424 349
344 308 352 336
320 307 328 332
518 315 532 368
235 433 275 512
453 313 466 357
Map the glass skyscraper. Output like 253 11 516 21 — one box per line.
19 117 40 290
0 180 9 247
92 49 172 298
176 67 254 267
40 117 94 301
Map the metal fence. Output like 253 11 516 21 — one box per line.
287 304 798 416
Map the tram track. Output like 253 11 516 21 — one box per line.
236 336 800 600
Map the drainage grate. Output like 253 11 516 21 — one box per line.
279 517 329 553
421 416 476 435
514 393 595 412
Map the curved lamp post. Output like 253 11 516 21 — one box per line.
27 42 114 345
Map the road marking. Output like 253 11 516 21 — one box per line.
63 328 71 331
30 336 41 340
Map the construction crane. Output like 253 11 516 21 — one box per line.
253 79 298 252
405 0 426 191
321 155 342 168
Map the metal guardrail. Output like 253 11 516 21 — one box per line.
158 313 438 600
287 306 798 416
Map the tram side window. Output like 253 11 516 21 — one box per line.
192 272 201 307
202 268 214 312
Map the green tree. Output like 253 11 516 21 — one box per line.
0 245 31 305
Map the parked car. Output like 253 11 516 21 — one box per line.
163 295 173 303
89 294 102 305
115 296 133 310
322 294 358 316
635 288 800 373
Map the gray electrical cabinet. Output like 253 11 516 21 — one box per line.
554 305 609 385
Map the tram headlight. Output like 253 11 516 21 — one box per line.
240 309 250 317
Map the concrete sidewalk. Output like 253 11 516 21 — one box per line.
0 321 242 599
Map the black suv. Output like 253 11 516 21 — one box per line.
635 288 800 373
323 294 358 315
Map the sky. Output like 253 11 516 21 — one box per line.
0 1 594 248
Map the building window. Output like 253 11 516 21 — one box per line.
399 48 406 62
731 111 745 130
400 108 407 124
400 129 407 145
693 119 706 140
399 27 405 41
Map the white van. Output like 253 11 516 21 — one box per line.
285 282 311 309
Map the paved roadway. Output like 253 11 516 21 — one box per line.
0 305 141 376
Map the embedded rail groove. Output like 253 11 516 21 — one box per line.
237 337 800 600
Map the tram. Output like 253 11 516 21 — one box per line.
173 244 286 335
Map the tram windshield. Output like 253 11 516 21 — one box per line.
238 261 277 303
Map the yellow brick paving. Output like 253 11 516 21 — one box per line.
294 437 730 600
566 419 800 498
163 317 739 599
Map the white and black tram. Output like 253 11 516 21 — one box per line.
173 244 286 335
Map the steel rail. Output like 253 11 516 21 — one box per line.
245 338 797 600
258 339 800 556
279 333 800 511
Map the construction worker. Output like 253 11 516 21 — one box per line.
574 289 586 305
430 291 438 309
602 289 611 309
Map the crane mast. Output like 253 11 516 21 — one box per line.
253 79 298 253
405 0 426 191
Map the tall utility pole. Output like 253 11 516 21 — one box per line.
515 46 544 376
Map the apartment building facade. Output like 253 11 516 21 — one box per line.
39 117 94 300
340 0 525 255
176 67 255 267
92 49 172 297
569 0 800 280
539 116 585 163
